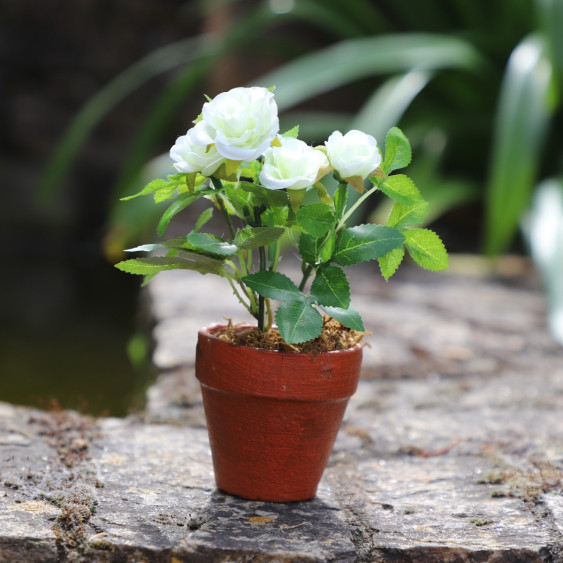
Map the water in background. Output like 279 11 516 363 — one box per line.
0 240 149 417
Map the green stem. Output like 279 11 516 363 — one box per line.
211 177 236 239
257 245 266 332
265 297 273 330
337 184 379 230
270 239 281 271
226 276 253 315
299 264 314 291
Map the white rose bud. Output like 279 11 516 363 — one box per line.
192 86 279 161
170 127 225 176
259 137 329 191
325 130 381 180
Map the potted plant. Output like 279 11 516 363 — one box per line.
116 86 448 502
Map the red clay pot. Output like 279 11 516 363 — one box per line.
195 323 363 502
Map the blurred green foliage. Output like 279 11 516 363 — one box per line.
41 0 563 258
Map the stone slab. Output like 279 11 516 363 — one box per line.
0 404 355 562
2 260 563 561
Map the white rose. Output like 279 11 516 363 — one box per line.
170 128 225 176
259 137 329 190
325 130 381 179
192 86 279 161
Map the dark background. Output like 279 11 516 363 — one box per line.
0 0 557 414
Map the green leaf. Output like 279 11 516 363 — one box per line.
312 182 334 206
194 208 213 232
175 250 227 275
378 174 423 205
153 182 183 204
120 178 171 201
310 265 350 309
224 182 253 217
288 188 307 212
115 254 225 276
234 227 285 250
378 245 405 280
119 174 194 204
404 229 449 271
282 125 299 138
275 297 324 344
161 236 195 250
239 182 290 208
243 271 303 301
332 224 405 266
382 127 412 174
319 231 336 263
186 232 238 256
320 305 365 332
124 243 166 253
387 200 430 229
296 203 336 238
299 233 321 266
157 193 200 236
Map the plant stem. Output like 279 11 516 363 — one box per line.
271 239 281 271
226 276 253 314
265 297 273 330
299 264 314 291
211 177 236 239
258 245 266 331
337 184 379 229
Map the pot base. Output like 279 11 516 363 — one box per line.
201 387 349 502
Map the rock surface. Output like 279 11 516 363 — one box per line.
1 260 563 562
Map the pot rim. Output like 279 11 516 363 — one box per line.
199 322 363 356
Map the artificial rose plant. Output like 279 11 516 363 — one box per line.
116 86 448 344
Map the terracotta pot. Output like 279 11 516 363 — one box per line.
195 323 363 502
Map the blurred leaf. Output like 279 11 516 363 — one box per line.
527 178 563 345
536 0 563 96
351 70 433 141
113 5 282 200
289 0 373 38
255 34 483 111
38 35 213 202
484 34 553 255
279 111 352 142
